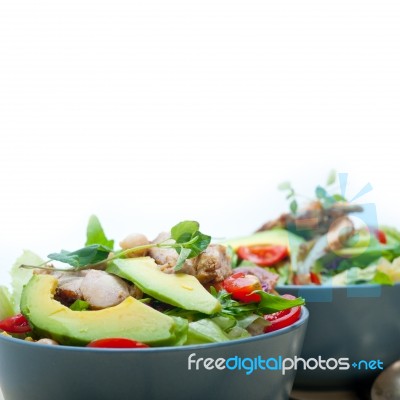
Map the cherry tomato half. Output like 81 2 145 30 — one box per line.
87 338 150 348
375 229 387 245
0 314 31 333
292 272 321 285
223 272 262 303
264 294 302 333
310 272 322 285
237 245 288 266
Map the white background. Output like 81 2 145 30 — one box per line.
0 1 399 285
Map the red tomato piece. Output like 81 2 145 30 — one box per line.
237 245 288 266
223 272 262 303
375 229 387 244
87 338 150 348
264 294 302 332
368 227 387 244
310 272 322 285
292 272 321 285
0 314 31 333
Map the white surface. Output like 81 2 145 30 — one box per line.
1 1 400 286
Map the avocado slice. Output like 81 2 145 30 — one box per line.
20 274 185 346
223 229 304 251
107 257 221 315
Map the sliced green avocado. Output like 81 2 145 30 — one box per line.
20 274 185 346
223 229 304 252
107 257 221 315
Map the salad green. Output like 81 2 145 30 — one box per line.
227 172 400 286
0 216 305 347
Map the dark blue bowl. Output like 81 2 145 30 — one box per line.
277 283 400 389
0 308 308 400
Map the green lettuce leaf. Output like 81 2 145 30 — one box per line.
372 270 394 285
10 250 44 312
85 215 114 249
0 286 14 320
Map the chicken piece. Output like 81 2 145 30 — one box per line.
53 271 87 307
52 269 132 309
326 216 354 251
80 270 131 310
148 232 178 268
294 216 356 283
184 244 233 284
149 233 232 284
119 233 150 257
257 201 363 240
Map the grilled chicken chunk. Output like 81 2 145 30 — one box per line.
149 232 232 284
52 269 131 309
80 270 131 310
119 233 150 257
257 201 362 240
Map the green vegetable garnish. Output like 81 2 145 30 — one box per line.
20 218 211 272
70 299 90 311
278 169 346 214
85 215 114 249
171 221 211 271
0 286 14 320
210 287 305 317
48 244 112 269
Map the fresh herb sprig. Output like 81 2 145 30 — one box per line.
20 219 211 272
278 169 346 214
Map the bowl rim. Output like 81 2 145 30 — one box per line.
0 307 309 353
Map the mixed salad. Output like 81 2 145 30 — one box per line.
0 217 304 348
226 172 400 286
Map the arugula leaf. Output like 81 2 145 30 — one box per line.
257 291 305 314
210 288 305 317
48 244 111 269
70 299 90 311
86 215 114 249
171 221 211 270
172 222 211 257
171 221 199 243
186 231 212 257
